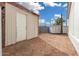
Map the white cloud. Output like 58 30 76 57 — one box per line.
54 14 61 18
43 2 61 7
62 3 67 7
39 19 45 23
46 22 50 24
28 2 44 14
29 2 44 10
39 19 46 26
17 2 44 14
46 22 51 26
51 18 53 21
50 18 54 24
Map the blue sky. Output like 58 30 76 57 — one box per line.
37 2 67 26
18 2 67 26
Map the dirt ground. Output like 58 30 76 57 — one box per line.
2 33 78 56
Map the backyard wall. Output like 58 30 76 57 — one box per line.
0 6 2 55
50 25 68 33
5 3 38 46
68 2 79 55
50 25 61 33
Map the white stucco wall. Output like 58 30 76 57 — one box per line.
0 7 2 56
68 2 79 55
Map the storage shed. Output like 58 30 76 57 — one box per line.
1 2 39 47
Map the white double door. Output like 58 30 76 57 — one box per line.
16 12 27 42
